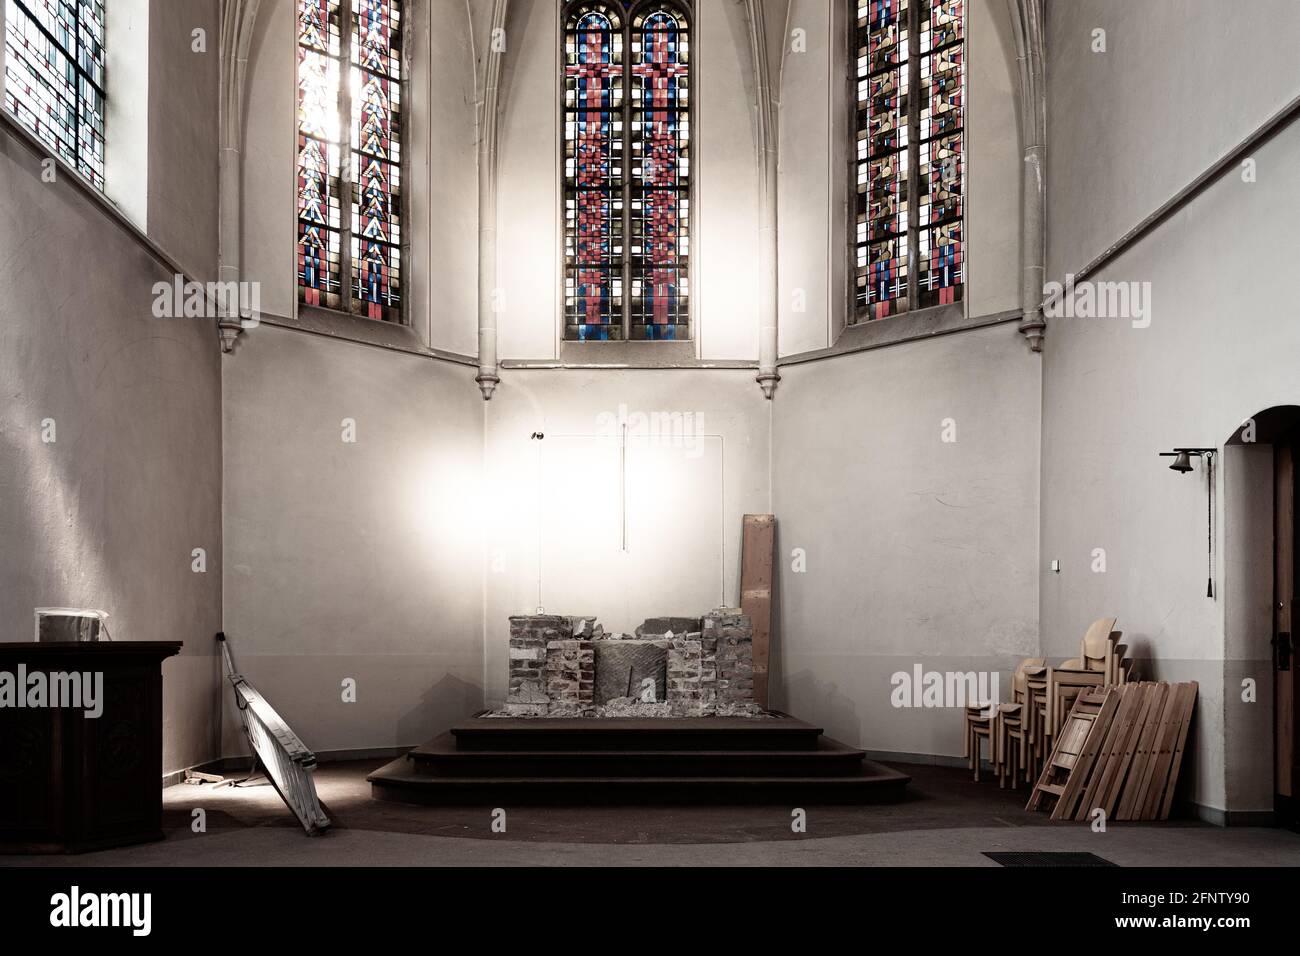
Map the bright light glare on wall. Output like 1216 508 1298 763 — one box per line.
406 448 483 558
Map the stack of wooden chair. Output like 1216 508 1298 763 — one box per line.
964 618 1133 789
1026 680 1198 821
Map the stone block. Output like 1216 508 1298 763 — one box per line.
637 616 703 637
594 640 667 704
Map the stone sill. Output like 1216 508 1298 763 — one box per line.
253 303 1022 374
779 305 1023 368
256 306 478 366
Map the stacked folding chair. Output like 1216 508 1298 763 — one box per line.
1027 681 1198 821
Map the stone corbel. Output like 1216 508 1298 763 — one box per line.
1008 0 1047 352
475 0 510 400
217 0 262 353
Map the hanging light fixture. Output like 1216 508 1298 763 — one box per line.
1158 448 1217 597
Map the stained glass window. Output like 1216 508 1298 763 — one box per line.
854 0 963 321
4 0 107 189
297 0 403 322
564 1 691 342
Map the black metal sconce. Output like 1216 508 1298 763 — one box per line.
1159 447 1217 598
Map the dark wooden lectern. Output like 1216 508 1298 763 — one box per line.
0 641 181 853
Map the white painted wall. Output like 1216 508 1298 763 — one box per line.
694 0 763 361
773 324 1041 757
0 0 224 774
105 0 149 232
1046 0 1300 278
147 0 221 281
481 369 771 704
962 0 1020 320
415 0 478 354
221 327 484 755
1041 0 1300 813
241 0 295 322
777 0 836 357
223 0 1037 753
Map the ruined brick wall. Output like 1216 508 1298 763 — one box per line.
506 615 569 716
505 610 756 717
546 638 595 715
665 613 745 717
704 608 755 713
666 636 704 716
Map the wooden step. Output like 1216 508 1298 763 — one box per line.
368 755 911 806
450 712 824 752
407 732 867 777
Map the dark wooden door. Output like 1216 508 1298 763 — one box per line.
1275 435 1299 825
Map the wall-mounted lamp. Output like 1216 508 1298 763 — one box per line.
1158 447 1217 598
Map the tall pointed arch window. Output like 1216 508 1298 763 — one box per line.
854 0 963 321
297 0 404 322
4 0 107 188
564 1 691 342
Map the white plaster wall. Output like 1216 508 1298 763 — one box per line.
417 1 478 354
105 0 149 232
963 0 1019 319
777 0 1021 357
1046 0 1300 278
772 323 1041 757
1041 69 1300 812
694 0 762 360
241 0 296 322
0 137 223 776
495 0 558 359
0 0 223 775
147 0 221 281
221 327 484 755
481 368 771 704
777 0 834 356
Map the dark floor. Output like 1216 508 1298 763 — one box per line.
9 758 1298 866
158 758 1202 846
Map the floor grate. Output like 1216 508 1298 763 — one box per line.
983 851 1117 867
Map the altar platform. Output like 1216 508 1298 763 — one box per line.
368 713 910 805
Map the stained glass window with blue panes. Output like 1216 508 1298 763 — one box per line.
4 0 107 188
564 1 691 342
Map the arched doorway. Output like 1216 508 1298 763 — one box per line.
1224 406 1300 827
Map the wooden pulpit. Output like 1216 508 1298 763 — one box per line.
0 641 181 853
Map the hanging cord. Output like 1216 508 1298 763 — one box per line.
1205 453 1213 597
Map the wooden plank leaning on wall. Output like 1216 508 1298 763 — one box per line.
741 514 775 709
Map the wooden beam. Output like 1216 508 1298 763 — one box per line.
740 514 775 708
